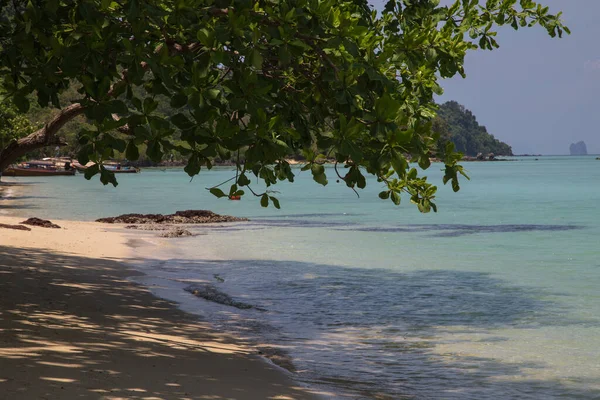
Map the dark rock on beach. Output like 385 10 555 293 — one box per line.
20 218 61 229
96 210 248 224
0 223 31 231
159 228 194 238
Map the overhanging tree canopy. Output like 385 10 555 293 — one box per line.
0 0 568 211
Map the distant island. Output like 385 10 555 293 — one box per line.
569 141 588 156
435 101 513 157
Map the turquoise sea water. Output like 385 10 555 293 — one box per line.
2 156 600 398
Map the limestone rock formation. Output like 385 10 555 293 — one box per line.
570 141 588 156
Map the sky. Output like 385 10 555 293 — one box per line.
370 1 600 155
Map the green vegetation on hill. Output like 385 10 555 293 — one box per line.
0 102 35 153
436 101 513 157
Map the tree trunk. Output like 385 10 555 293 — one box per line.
0 103 85 172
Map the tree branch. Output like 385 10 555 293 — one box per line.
0 103 85 171
0 37 193 171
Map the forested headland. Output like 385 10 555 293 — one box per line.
435 101 513 157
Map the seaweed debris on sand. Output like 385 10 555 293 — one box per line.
0 223 31 231
184 284 264 311
97 210 248 224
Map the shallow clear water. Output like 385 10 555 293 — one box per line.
3 156 600 399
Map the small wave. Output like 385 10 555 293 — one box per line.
252 212 366 218
247 219 352 228
336 224 583 237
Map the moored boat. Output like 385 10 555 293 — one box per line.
72 161 140 174
104 164 140 173
3 161 76 177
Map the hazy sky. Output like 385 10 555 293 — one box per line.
371 1 600 155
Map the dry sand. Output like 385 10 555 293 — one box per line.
0 215 323 399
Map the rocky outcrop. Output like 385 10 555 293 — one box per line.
96 210 248 224
570 141 588 155
20 218 61 229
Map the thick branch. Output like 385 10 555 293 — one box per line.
0 44 164 170
0 104 84 171
0 36 202 172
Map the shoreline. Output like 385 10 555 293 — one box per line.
0 215 324 399
122 228 309 378
0 181 19 216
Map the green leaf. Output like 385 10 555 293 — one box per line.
84 163 99 180
170 94 188 108
269 196 281 209
146 140 163 162
184 154 201 176
390 191 401 205
171 113 195 130
249 49 263 69
100 166 118 187
391 152 407 175
237 173 251 186
209 188 227 198
374 93 401 121
131 97 142 111
77 144 92 165
13 94 30 113
143 97 158 114
260 193 269 207
196 28 214 46
125 140 139 161
205 89 220 100
310 163 328 186
108 100 128 114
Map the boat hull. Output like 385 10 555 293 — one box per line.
73 163 140 174
3 168 76 177
106 168 140 174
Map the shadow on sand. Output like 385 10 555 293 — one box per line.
0 246 319 400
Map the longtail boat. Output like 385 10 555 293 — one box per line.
3 161 76 177
72 161 140 174
104 164 140 173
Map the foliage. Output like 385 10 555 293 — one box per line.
436 101 513 156
0 101 34 154
0 0 568 211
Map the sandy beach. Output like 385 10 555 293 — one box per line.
0 214 322 399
